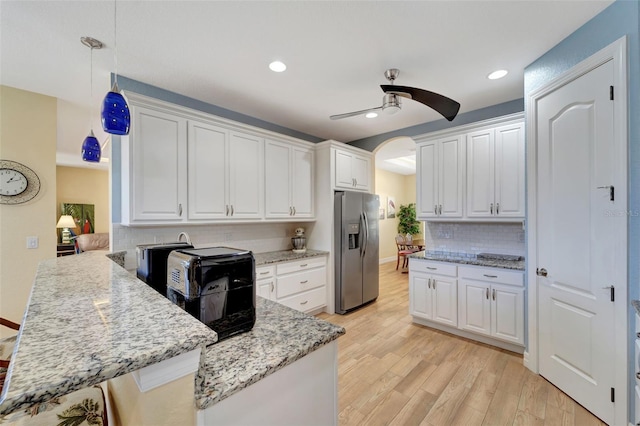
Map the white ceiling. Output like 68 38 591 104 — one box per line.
1 1 613 169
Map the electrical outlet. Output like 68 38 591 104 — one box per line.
26 236 38 249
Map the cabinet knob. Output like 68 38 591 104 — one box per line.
636 372 640 380
636 332 640 339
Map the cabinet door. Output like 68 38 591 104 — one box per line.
291 147 314 217
432 276 458 327
265 140 292 218
491 283 524 345
131 106 187 222
409 272 432 320
458 279 491 336
229 132 263 218
257 278 275 300
466 129 495 218
334 150 354 189
439 136 464 218
417 141 438 218
494 123 525 218
187 121 228 220
352 154 370 191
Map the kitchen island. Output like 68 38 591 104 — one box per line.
0 251 344 425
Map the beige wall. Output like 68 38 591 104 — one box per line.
0 86 57 331
375 168 420 262
56 166 109 236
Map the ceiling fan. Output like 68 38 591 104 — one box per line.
329 68 460 122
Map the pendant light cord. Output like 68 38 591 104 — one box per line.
89 44 93 131
113 0 118 85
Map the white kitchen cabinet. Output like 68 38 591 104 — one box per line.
265 140 314 219
466 122 524 219
275 256 327 313
187 123 263 220
416 135 464 219
256 265 276 300
334 149 371 192
409 261 458 327
458 266 524 345
124 104 188 223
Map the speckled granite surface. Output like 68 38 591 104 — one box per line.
106 250 126 267
409 250 525 271
0 251 218 416
254 249 328 266
632 300 640 316
196 297 344 410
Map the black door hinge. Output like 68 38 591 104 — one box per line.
610 86 614 100
611 387 615 402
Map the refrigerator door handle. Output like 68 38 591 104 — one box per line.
362 212 369 258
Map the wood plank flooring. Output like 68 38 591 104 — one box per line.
316 262 606 426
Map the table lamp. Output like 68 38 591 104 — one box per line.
56 215 76 244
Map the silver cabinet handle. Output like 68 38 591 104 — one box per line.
226 205 229 216
300 280 308 284
636 332 640 339
300 263 308 267
490 203 494 214
496 203 500 215
483 274 498 278
427 278 431 289
432 280 436 290
636 372 640 380
300 300 308 305
289 206 292 216
426 267 437 270
259 271 269 275
434 205 438 215
231 205 234 216
178 203 183 216
438 205 442 215
486 288 489 299
492 289 496 301
355 178 358 187
271 283 274 292
293 206 296 215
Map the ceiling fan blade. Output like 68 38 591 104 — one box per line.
381 85 460 121
330 106 383 120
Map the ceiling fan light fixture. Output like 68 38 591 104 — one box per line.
365 112 378 119
269 61 287 72
488 69 508 80
382 93 401 115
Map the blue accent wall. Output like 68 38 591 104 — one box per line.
347 98 524 151
524 0 639 422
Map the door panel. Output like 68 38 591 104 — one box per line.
494 123 525 217
458 280 490 336
292 147 314 217
537 59 615 423
466 130 494 217
440 136 464 217
410 273 431 320
229 132 263 218
492 284 523 344
417 142 438 218
265 140 292 217
432 277 457 327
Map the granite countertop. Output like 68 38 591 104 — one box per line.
196 297 344 410
0 251 218 416
253 249 328 266
409 250 525 271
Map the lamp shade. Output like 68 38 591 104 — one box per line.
81 131 101 162
101 81 130 135
56 215 76 229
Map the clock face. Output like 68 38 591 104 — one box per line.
0 169 28 196
0 160 41 205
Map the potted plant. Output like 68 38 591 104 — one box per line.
397 203 421 236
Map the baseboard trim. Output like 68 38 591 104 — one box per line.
379 256 396 265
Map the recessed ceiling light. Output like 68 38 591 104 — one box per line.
269 61 287 72
488 69 508 80
365 112 378 119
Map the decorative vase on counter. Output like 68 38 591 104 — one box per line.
291 227 307 253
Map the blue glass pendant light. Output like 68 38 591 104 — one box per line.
82 130 101 162
101 0 130 135
80 37 103 163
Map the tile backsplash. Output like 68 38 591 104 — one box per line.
112 222 314 270
422 222 525 256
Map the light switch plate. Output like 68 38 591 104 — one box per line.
27 236 38 249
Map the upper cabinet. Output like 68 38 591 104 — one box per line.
265 139 314 219
334 149 371 192
123 104 188 224
415 114 524 222
416 135 464 219
120 93 313 225
466 122 525 219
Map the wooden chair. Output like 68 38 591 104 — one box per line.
395 234 419 270
0 318 109 425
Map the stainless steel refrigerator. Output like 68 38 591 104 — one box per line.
334 191 379 314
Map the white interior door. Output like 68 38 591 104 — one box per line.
537 59 618 424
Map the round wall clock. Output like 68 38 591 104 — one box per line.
0 159 41 205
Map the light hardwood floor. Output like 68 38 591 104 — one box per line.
317 262 606 426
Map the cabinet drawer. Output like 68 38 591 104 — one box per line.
277 286 326 313
409 260 457 277
277 267 326 299
458 266 523 287
276 256 326 275
256 265 276 280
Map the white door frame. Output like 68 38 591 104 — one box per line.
525 35 628 422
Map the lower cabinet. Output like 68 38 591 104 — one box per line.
409 258 524 351
255 256 327 313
